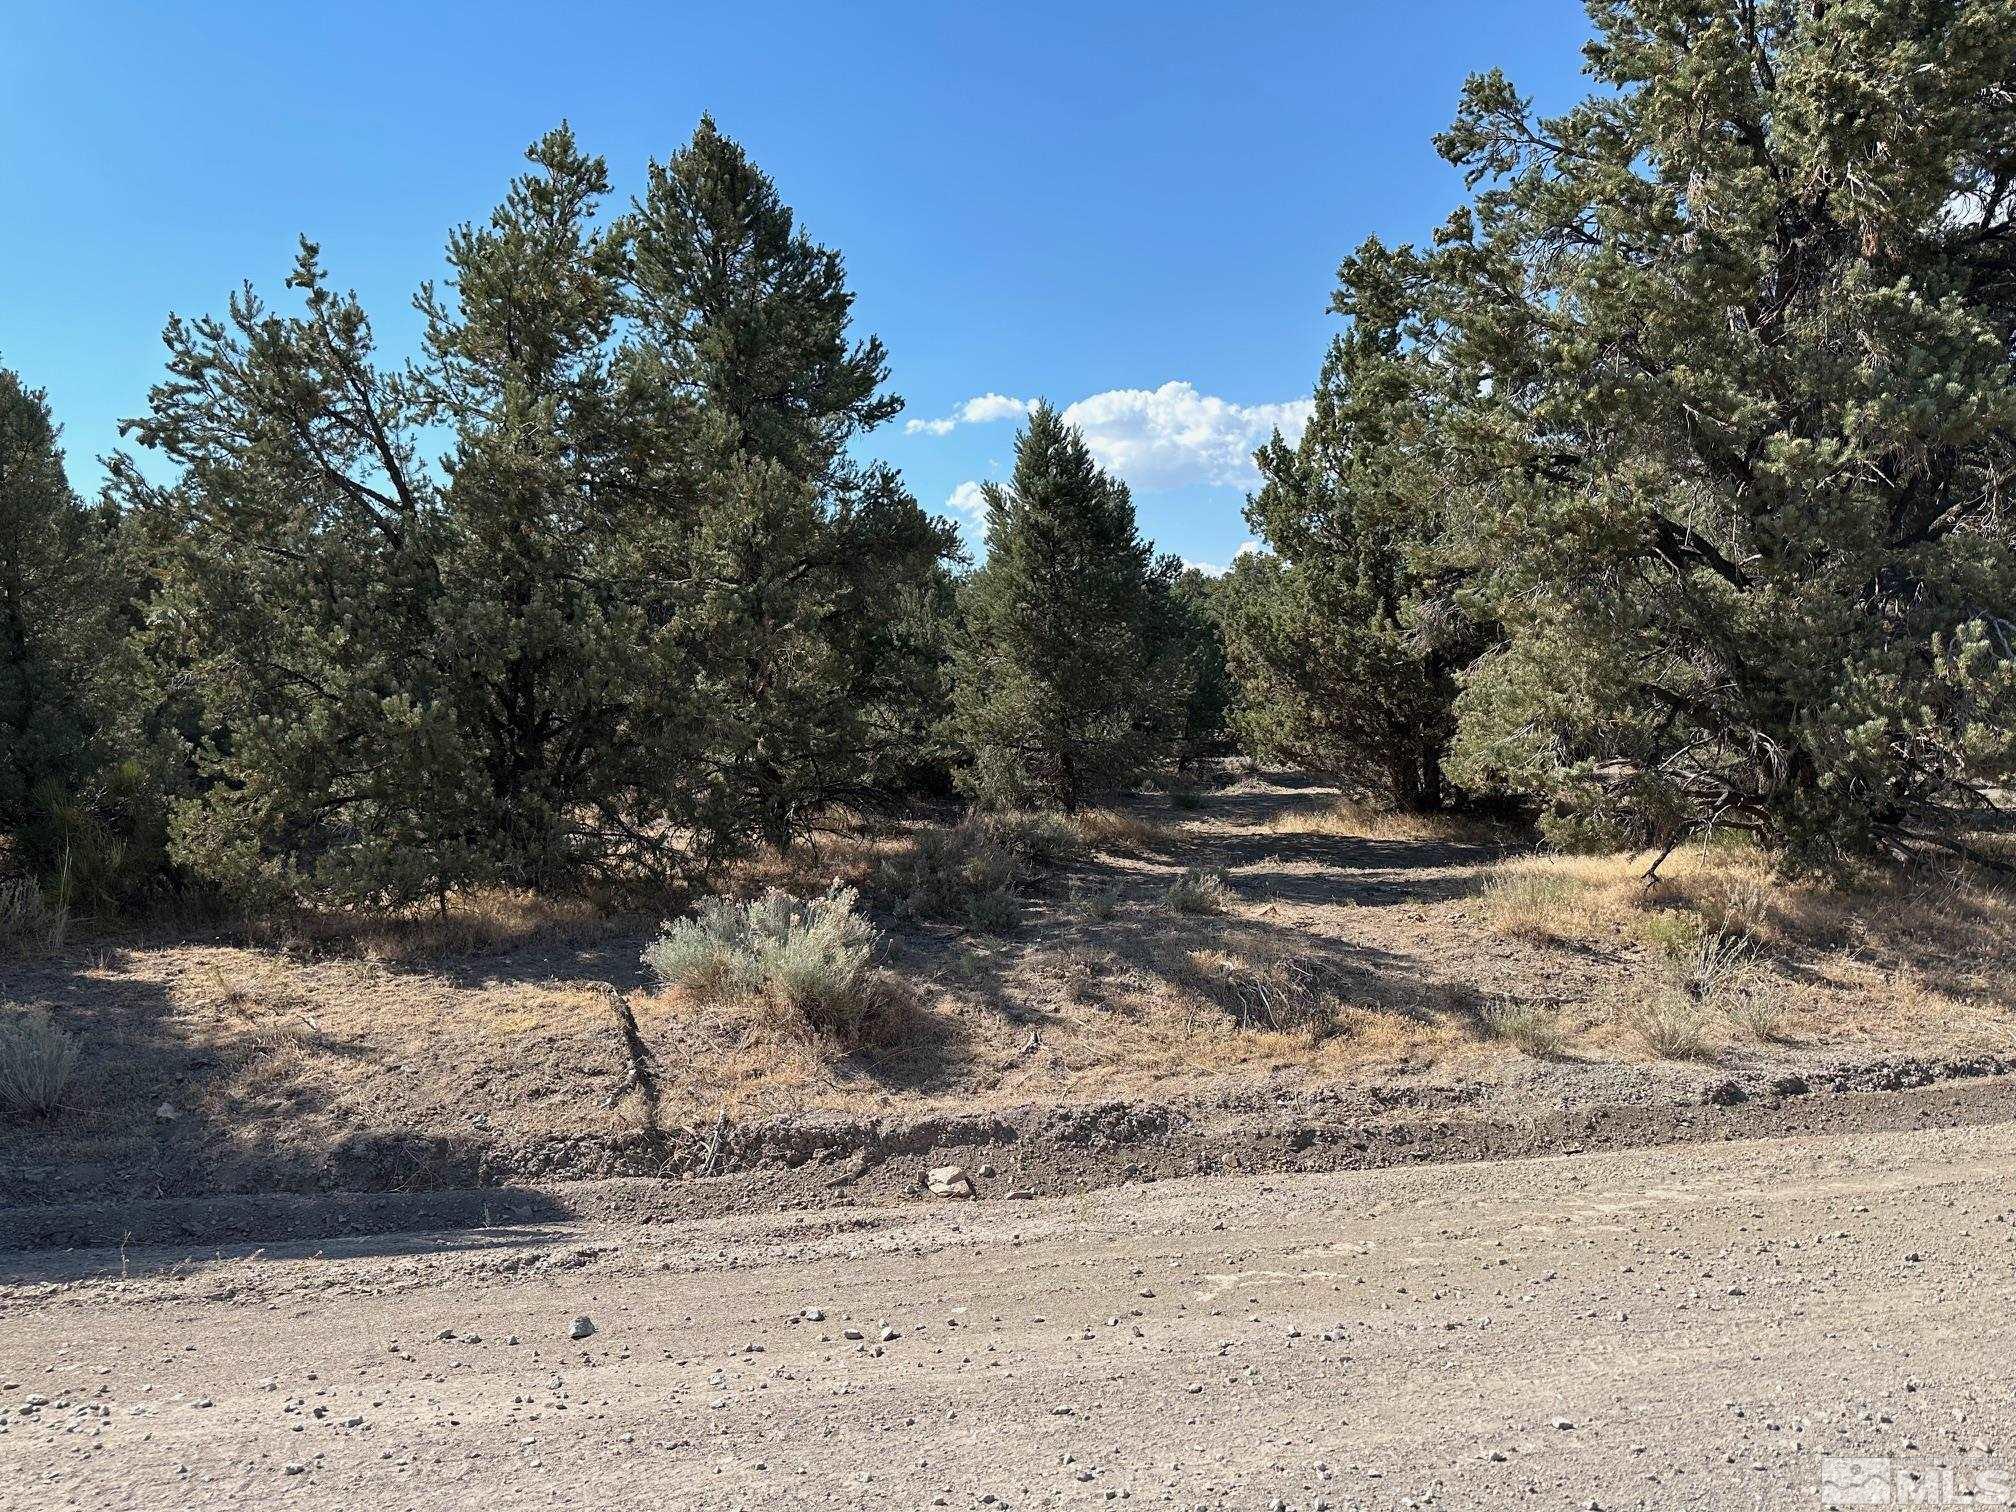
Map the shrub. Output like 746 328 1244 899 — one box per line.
1068 880 1121 921
1167 867 1235 915
1220 953 1336 1038
644 883 882 1039
0 1003 79 1118
0 877 68 955
878 811 1082 932
1625 996 1712 1061
1724 978 1792 1043
1478 998 1567 1058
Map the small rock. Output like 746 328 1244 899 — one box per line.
926 1165 974 1199
569 1316 597 1340
843 1327 865 1341
1552 1418 1575 1431
880 1327 900 1342
155 1103 178 1122
803 1307 825 1322
283 1463 306 1476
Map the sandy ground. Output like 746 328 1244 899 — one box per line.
7 1095 2016 1510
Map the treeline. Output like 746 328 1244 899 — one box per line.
6 0 2016 921
1220 0 2016 868
1 120 1223 915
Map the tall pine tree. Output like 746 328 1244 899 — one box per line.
627 117 955 848
952 406 1187 812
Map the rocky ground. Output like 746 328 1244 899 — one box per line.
6 1092 2016 1509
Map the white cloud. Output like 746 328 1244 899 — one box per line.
944 480 989 519
1183 540 1264 577
1060 382 1311 489
905 393 1036 435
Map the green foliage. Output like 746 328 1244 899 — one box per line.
1220 300 1487 812
118 120 951 908
1407 0 2016 860
1162 567 1234 765
952 406 1191 812
0 365 173 907
627 117 957 846
643 882 881 1038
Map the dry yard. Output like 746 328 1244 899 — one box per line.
4 770 2013 1246
7 773 2016 1509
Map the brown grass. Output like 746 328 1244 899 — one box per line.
1266 798 1519 846
1073 809 1168 853
268 889 619 964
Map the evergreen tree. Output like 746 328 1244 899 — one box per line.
1221 293 1485 811
120 128 713 906
952 406 1188 811
1362 0 2016 862
1161 566 1234 768
627 117 955 848
0 366 114 878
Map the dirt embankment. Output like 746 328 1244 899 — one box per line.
9 1056 2016 1253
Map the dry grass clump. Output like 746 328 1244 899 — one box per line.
1623 995 1713 1061
1268 799 1518 846
279 889 613 964
644 883 884 1041
0 877 69 955
1164 946 1338 1040
0 1002 80 1119
1167 867 1236 915
1477 997 1568 1058
1073 808 1167 852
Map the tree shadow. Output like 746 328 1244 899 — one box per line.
0 944 581 1268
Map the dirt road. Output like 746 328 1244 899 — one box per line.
6 1113 2015 1510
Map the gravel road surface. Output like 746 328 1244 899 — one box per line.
6 1115 2015 1509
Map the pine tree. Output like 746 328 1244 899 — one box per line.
1221 287 1485 811
1409 0 2016 862
120 128 713 905
0 366 113 878
627 117 955 848
952 406 1188 811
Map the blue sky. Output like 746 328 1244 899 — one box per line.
1 2 1595 569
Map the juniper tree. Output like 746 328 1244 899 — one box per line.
120 128 713 905
1220 292 1485 812
627 117 955 848
952 406 1188 811
0 367 113 878
1387 0 2016 862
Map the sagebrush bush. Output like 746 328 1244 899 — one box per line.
0 1003 80 1118
644 883 882 1039
878 811 1082 932
1167 867 1235 915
